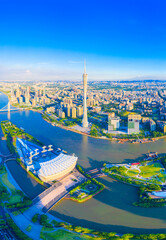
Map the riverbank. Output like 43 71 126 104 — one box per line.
1 91 166 235
2 90 166 144
42 112 165 144
1 120 46 187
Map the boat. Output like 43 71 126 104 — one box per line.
146 152 158 158
62 150 67 153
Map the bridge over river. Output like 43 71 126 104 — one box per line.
24 169 86 219
32 181 68 213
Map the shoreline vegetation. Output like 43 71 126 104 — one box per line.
66 165 105 203
41 111 165 143
1 122 166 238
1 120 47 188
1 90 166 144
1 120 104 203
1 159 166 240
102 158 166 208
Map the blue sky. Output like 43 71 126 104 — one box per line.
0 0 166 81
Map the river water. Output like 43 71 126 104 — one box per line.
0 92 166 234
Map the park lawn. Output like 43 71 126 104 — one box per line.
126 169 139 177
1 173 22 203
158 173 166 183
42 226 55 231
139 162 163 178
1 173 16 192
40 229 97 240
9 195 22 204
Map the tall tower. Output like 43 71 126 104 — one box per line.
82 61 88 128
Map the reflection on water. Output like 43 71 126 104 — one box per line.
6 160 44 199
25 110 30 117
51 177 166 234
7 110 10 120
82 135 88 159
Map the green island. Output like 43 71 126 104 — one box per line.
102 157 166 208
1 120 47 187
68 165 105 203
1 164 166 240
68 179 104 203
1 120 104 202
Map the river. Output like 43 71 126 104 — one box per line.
0 92 166 234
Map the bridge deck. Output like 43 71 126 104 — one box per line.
32 182 62 204
33 183 67 212
31 170 87 213
42 191 68 213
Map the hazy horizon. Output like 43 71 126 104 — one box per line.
1 0 166 81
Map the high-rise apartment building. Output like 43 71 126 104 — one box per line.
71 107 76 118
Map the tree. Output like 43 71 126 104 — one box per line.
32 214 39 223
40 214 48 225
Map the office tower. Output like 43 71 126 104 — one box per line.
128 114 141 134
108 113 120 132
82 61 88 128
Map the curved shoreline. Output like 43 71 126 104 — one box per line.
5 159 166 235
1 91 166 235
42 114 166 143
1 90 166 144
5 162 24 192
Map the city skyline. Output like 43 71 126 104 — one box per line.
1 0 166 81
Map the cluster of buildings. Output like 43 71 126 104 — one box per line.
108 112 141 134
46 63 89 125
47 98 83 119
10 85 51 107
1 74 166 136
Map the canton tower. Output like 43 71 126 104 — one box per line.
82 61 88 128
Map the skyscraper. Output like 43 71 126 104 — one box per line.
82 61 88 128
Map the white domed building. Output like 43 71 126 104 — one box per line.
16 138 78 182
